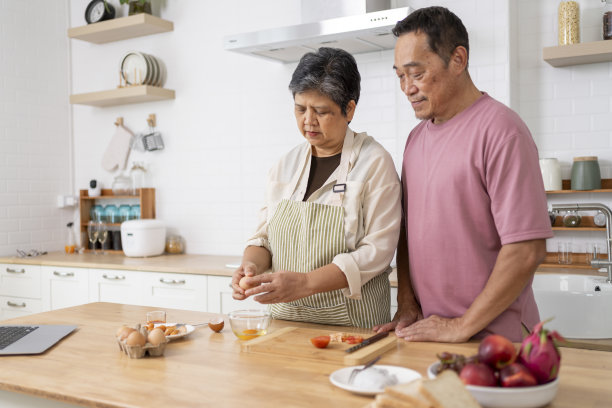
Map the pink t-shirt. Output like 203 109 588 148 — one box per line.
402 93 553 341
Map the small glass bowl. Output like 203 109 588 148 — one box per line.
228 310 271 340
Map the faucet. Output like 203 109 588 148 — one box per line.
551 203 612 283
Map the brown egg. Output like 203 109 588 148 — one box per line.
117 326 136 340
208 317 224 332
126 330 146 347
239 276 259 290
147 328 166 346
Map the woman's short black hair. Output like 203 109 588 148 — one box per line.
289 47 360 116
392 6 469 67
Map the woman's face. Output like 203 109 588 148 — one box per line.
294 90 355 157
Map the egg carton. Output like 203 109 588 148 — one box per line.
116 325 169 359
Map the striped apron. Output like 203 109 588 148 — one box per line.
268 131 391 328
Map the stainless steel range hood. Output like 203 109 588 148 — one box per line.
223 2 411 63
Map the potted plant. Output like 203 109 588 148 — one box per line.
120 0 152 16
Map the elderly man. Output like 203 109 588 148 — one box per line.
374 7 553 342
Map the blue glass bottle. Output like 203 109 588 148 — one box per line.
118 204 131 222
90 205 103 222
129 204 141 220
104 204 119 224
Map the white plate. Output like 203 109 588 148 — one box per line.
154 323 195 341
330 365 421 396
120 51 149 85
427 362 559 408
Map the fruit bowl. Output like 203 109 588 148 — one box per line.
228 309 271 340
427 362 559 408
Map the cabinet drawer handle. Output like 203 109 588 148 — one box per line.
6 267 25 274
103 274 126 280
159 278 186 285
53 271 74 277
7 301 26 308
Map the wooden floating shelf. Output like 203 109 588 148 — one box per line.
545 179 612 194
543 40 612 67
68 14 173 44
70 85 175 107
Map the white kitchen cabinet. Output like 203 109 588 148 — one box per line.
0 296 43 320
88 268 145 306
207 275 262 314
390 287 398 318
141 272 207 312
0 264 43 321
41 266 89 311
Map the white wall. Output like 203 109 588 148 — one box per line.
5 0 608 258
0 0 72 256
68 0 511 255
517 0 612 255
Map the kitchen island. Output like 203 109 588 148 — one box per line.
0 303 610 407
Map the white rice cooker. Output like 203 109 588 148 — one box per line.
121 219 166 257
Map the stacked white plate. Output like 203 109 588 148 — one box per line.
120 51 166 87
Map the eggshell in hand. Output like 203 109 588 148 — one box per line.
239 276 259 290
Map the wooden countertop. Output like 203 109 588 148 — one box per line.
0 252 242 277
0 303 610 408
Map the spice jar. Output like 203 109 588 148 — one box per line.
129 162 147 195
165 235 185 254
604 0 612 40
558 1 580 45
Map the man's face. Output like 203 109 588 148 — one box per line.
393 31 459 124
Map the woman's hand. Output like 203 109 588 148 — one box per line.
244 270 311 304
231 261 258 300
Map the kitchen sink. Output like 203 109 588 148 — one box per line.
532 274 612 339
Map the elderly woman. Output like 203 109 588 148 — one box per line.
231 47 401 328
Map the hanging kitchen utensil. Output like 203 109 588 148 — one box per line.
101 118 133 172
142 113 164 151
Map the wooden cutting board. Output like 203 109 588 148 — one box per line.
241 326 397 366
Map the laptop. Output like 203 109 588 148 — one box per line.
0 325 77 355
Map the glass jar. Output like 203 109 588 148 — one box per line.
118 204 131 222
104 204 119 223
129 204 141 220
558 1 580 45
165 235 185 254
90 204 104 222
604 0 612 40
562 210 582 227
129 162 147 195
112 173 132 196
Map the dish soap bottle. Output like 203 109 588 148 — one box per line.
65 222 76 254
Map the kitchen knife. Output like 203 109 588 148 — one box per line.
345 331 389 353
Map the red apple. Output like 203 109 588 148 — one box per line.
478 334 516 369
459 363 498 387
499 363 538 387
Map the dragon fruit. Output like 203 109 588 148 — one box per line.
518 320 565 384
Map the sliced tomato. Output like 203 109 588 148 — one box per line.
310 335 331 348
344 335 363 344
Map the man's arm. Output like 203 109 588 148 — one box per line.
373 219 422 333
395 239 546 342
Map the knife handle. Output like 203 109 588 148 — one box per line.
345 331 389 353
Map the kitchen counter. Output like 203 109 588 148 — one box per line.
0 252 242 277
0 303 610 408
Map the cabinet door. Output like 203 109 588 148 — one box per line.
88 269 144 306
141 272 207 312
207 275 261 314
390 287 398 318
0 264 41 299
42 266 89 310
0 296 43 320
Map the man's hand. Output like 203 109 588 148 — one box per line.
230 261 258 300
373 305 422 333
245 270 311 303
395 315 470 343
